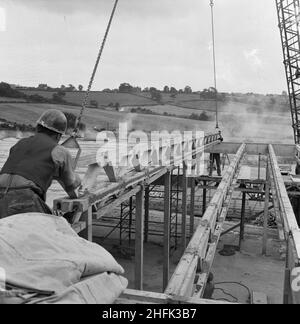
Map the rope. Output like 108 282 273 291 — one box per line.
215 282 252 299
74 0 119 134
210 0 219 129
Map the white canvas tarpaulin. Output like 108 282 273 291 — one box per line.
0 213 128 304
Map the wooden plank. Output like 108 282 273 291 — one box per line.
117 289 234 304
165 144 246 298
116 298 154 304
178 257 198 297
93 186 141 219
269 171 286 242
194 273 208 299
269 145 300 261
135 188 144 290
165 228 210 297
201 144 246 231
165 253 195 296
119 289 170 304
198 182 238 298
269 145 299 232
203 243 217 273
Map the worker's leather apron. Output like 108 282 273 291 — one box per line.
0 176 52 219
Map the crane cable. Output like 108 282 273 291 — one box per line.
210 0 219 129
73 0 119 134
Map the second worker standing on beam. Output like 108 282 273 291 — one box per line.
209 128 224 177
0 109 81 218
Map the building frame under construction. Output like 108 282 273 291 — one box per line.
51 138 300 305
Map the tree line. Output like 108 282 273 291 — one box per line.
117 83 227 102
0 113 85 133
0 82 72 105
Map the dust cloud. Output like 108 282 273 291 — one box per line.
218 100 293 144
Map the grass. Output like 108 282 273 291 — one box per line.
21 90 224 111
121 104 215 116
0 102 214 134
0 96 26 103
0 91 294 143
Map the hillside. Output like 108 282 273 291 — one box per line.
0 86 294 143
0 100 294 143
20 90 157 108
19 90 289 113
0 102 215 133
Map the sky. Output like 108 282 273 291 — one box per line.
0 0 288 94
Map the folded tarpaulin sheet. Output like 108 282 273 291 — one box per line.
0 213 128 304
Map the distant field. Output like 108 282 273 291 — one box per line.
121 104 215 118
21 90 224 111
0 97 26 103
0 102 215 134
0 98 294 143
21 90 289 115
123 101 291 121
21 90 157 107
0 83 293 146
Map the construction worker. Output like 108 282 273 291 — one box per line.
209 128 224 177
0 109 81 218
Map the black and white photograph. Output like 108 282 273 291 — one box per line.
0 0 299 308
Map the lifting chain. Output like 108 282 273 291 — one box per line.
74 0 119 134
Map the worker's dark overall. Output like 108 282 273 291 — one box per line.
0 187 52 219
209 134 224 177
209 153 222 177
0 133 57 218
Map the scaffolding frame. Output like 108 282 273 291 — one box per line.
53 141 300 304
